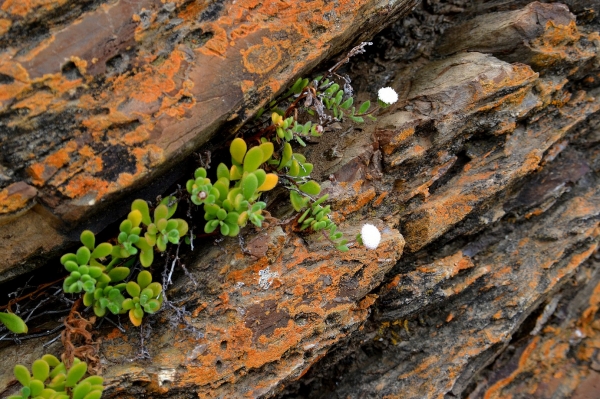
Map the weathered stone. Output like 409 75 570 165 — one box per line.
0 0 418 282
2 0 600 398
96 221 403 398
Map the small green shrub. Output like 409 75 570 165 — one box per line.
8 355 103 399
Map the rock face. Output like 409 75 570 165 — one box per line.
0 0 417 282
1 0 600 398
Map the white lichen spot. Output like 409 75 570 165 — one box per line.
361 224 381 250
377 87 399 105
258 267 278 290
234 281 245 289
157 368 177 387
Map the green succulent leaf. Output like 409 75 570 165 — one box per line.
358 100 370 114
108 267 130 283
230 138 247 164
243 146 264 173
253 169 267 189
176 219 189 237
76 247 91 266
126 282 141 298
160 196 178 218
91 242 112 259
42 355 60 368
0 312 28 334
131 199 152 226
216 162 230 180
137 270 153 289
65 362 87 388
278 142 293 170
204 219 220 234
29 378 44 396
154 204 168 224
241 173 258 200
139 249 154 268
290 191 308 212
82 390 103 399
194 167 207 179
259 142 274 162
31 359 50 381
299 181 321 196
340 97 353 109
73 381 92 399
13 364 31 386
60 253 77 266
80 230 95 250
220 222 230 236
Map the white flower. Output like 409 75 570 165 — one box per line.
361 224 381 250
378 87 398 105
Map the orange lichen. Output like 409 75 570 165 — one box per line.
0 18 12 35
242 39 282 75
0 183 37 214
1 0 67 17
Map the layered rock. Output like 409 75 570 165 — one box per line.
0 0 417 282
1 0 600 398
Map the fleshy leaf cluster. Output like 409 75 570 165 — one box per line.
62 197 187 321
297 194 349 251
186 138 278 236
9 355 103 399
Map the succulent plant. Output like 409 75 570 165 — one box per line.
83 283 127 318
9 355 103 399
61 231 113 294
297 194 349 252
128 197 188 267
121 270 163 327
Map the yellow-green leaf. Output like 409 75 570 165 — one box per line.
278 142 292 170
14 364 30 386
29 379 44 396
32 359 50 381
139 249 154 268
126 281 141 298
230 138 247 164
241 173 258 200
290 191 308 212
258 174 278 191
137 270 153 289
80 230 95 250
72 381 92 399
299 181 321 196
230 164 243 181
41 354 60 368
259 142 274 162
253 169 266 188
128 209 143 227
243 146 264 173
131 199 152 226
0 312 28 334
82 390 103 399
65 362 87 388
76 247 91 266
289 159 300 176
214 177 230 201
217 163 230 180
90 242 112 259
108 267 130 283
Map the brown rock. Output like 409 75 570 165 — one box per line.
0 0 418 281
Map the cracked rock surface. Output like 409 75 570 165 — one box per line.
2 0 600 398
